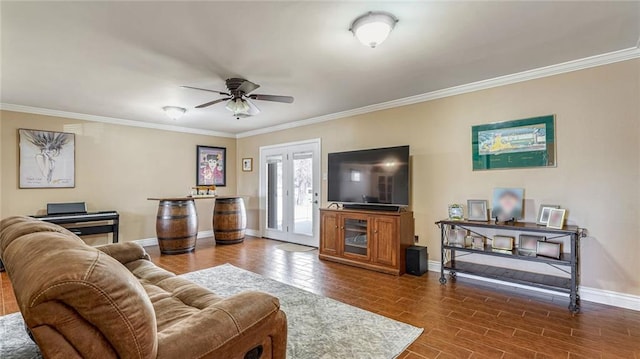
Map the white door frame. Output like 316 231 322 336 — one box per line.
259 138 321 247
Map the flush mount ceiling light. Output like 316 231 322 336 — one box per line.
162 106 186 120
349 11 398 48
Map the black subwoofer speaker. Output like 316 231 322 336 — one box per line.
406 245 428 276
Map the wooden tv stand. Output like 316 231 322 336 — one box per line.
319 208 415 275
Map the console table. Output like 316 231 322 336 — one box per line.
436 219 585 313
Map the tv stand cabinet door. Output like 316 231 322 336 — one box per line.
372 216 398 268
320 211 340 256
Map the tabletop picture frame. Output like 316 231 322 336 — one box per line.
546 208 566 229
537 204 560 225
467 200 488 221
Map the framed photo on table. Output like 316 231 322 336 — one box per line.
242 158 253 172
546 208 566 229
19 129 75 188
537 204 560 225
467 200 488 221
491 188 524 221
197 145 226 186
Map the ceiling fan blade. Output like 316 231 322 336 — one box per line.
237 80 260 94
245 99 261 116
195 97 231 109
248 94 294 103
182 85 230 96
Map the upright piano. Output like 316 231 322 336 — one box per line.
0 203 119 272
31 202 119 243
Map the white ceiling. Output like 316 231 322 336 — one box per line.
1 1 639 135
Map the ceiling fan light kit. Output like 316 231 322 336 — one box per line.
162 106 186 120
183 78 293 119
350 11 398 48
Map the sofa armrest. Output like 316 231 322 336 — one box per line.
97 242 150 264
157 291 287 359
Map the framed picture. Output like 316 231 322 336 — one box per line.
242 158 253 172
537 204 560 225
19 129 75 188
518 235 545 256
467 200 488 221
537 241 561 259
472 115 555 171
493 235 514 251
197 145 226 186
546 208 566 229
491 188 524 220
448 204 464 220
471 236 484 250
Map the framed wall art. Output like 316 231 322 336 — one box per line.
197 145 226 186
19 129 75 188
472 115 555 171
242 158 253 172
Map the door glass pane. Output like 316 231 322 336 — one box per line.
266 155 283 231
292 151 313 235
344 218 368 256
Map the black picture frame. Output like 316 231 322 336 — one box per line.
196 145 226 186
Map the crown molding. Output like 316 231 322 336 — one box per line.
236 46 640 139
0 103 236 138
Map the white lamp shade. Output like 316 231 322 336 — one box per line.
350 12 398 48
226 98 260 117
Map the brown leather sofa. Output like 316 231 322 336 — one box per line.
0 216 287 359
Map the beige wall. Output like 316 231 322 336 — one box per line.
0 111 236 244
1 60 637 296
237 59 640 296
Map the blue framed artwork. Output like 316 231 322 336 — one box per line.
472 115 555 171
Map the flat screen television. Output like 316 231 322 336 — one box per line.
327 145 409 208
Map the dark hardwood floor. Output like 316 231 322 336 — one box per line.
2 236 640 358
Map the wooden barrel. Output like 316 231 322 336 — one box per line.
213 197 246 244
156 199 198 254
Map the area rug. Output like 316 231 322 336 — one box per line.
0 264 422 358
275 243 316 252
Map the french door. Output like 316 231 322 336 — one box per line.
260 139 320 247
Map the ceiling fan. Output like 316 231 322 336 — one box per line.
182 78 294 119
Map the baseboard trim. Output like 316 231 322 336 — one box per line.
427 260 640 311
579 286 640 312
245 229 261 237
134 230 214 247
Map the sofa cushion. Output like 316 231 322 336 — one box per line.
126 259 223 332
